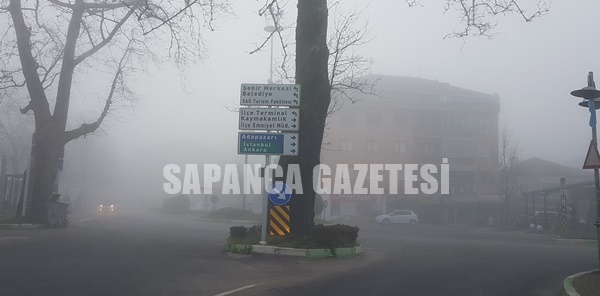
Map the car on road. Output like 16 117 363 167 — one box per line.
98 199 118 214
375 210 419 225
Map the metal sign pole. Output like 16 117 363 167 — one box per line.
260 155 270 244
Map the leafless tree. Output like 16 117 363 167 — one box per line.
442 0 550 39
494 129 521 225
252 0 548 234
0 0 229 222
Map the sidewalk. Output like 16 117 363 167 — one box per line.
564 270 600 296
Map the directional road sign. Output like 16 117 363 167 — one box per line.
268 183 292 206
239 108 299 131
237 132 299 156
240 84 300 107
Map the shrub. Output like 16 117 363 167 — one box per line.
229 226 248 239
310 224 359 249
227 225 261 245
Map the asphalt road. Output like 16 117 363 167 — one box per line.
0 211 597 296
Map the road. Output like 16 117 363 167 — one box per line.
0 211 596 296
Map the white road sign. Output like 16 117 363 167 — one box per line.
239 108 299 131
240 84 300 107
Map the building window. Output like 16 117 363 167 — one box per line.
424 143 436 154
446 140 475 156
340 140 354 152
366 113 381 125
394 141 407 153
366 140 381 152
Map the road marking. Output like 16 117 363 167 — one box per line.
213 283 264 296
78 217 101 222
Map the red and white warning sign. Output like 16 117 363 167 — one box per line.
583 139 600 169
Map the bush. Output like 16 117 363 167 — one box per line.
162 194 191 213
227 224 262 246
226 223 359 256
311 224 359 249
229 226 248 239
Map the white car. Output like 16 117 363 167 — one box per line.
376 210 419 225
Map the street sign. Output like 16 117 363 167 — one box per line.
239 108 299 131
240 84 301 107
268 183 292 205
583 140 600 169
237 132 299 156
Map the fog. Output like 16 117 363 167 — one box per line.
56 1 600 207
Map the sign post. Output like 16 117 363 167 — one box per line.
560 177 568 234
238 83 301 244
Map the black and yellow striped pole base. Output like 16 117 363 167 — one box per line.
269 205 290 236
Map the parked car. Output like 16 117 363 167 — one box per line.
375 210 419 225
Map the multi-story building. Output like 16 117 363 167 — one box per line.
321 75 501 224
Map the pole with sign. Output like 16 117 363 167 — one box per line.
238 83 300 244
560 177 568 234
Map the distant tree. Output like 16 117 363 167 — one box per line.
0 0 229 222
494 129 521 225
0 99 32 173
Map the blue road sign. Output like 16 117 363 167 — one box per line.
268 183 292 206
238 132 299 156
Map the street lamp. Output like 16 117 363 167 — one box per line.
571 71 600 270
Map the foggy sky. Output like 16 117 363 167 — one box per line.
63 1 600 199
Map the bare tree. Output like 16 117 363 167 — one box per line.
326 4 378 115
494 129 521 225
251 0 548 234
442 0 550 39
0 0 229 222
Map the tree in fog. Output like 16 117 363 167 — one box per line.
256 0 548 234
0 98 33 173
494 129 521 225
0 0 228 222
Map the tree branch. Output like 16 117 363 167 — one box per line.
7 0 52 122
64 46 130 144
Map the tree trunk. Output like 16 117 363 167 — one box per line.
279 0 330 235
29 124 63 222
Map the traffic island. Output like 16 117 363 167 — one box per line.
228 243 362 258
563 270 600 296
226 224 362 258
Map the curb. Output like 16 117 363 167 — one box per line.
553 237 597 245
562 269 598 296
0 223 45 229
229 244 363 258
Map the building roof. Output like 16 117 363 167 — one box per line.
362 74 497 99
519 157 591 179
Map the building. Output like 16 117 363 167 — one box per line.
518 157 593 232
321 75 501 224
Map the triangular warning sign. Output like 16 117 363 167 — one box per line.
583 140 600 169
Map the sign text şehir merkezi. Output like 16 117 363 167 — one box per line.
239 83 300 107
